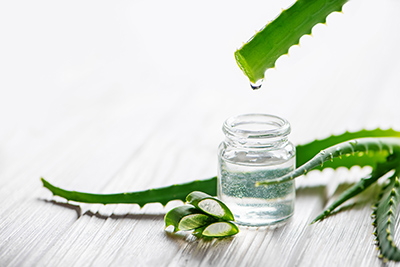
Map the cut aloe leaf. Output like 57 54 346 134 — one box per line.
235 0 349 84
200 222 239 238
186 191 234 221
192 226 207 238
164 205 215 232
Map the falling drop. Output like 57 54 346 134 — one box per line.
250 79 263 90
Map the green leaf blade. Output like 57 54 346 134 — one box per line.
235 0 349 83
311 163 392 224
374 171 400 261
296 129 400 169
41 177 217 207
257 137 400 186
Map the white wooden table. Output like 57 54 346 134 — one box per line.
1 0 400 266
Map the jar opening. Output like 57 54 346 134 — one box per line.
223 114 290 139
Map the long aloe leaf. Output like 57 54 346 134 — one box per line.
296 128 400 170
41 177 217 207
235 0 349 84
42 131 400 208
257 138 400 186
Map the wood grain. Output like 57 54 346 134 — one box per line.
1 0 400 266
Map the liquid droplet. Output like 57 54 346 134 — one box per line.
250 79 263 90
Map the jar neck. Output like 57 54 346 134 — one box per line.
223 114 291 148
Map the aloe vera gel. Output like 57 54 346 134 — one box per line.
218 114 296 226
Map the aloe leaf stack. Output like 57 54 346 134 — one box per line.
165 191 238 238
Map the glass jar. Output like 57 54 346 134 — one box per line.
217 114 296 226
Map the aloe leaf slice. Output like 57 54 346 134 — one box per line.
186 191 234 221
164 205 215 232
200 222 239 238
192 226 207 238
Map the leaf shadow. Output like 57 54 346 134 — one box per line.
296 185 326 199
40 198 82 218
39 198 165 221
83 210 165 221
305 181 382 223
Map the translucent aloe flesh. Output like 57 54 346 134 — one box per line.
201 222 239 238
235 0 349 84
164 205 215 232
186 191 234 221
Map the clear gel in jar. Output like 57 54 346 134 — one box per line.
217 114 296 226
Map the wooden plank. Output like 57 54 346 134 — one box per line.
290 178 382 266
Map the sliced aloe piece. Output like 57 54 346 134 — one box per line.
186 191 234 221
200 222 239 238
192 226 207 238
164 205 215 232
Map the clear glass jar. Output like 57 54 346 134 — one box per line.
217 114 296 226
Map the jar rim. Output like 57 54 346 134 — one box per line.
223 113 291 139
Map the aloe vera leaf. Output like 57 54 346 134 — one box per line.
192 226 207 238
257 137 400 186
199 222 239 238
296 129 400 170
311 162 394 224
41 130 400 208
164 205 216 232
373 169 400 261
41 177 216 207
186 191 234 221
235 0 349 83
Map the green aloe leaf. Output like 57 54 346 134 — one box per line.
235 0 349 84
311 162 393 224
200 222 239 238
164 205 215 232
186 191 234 221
